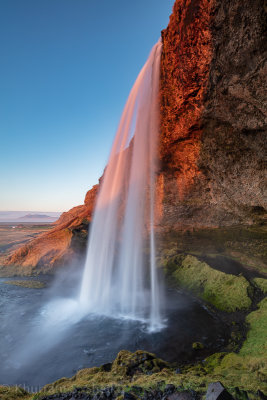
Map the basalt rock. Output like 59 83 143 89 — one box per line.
158 0 267 230
205 382 234 400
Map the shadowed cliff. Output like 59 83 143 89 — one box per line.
158 0 267 230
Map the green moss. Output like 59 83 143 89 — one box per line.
253 278 267 294
170 255 252 312
111 350 169 377
3 280 46 289
240 297 267 358
201 298 267 392
192 342 204 350
40 351 169 397
203 352 227 373
0 386 30 400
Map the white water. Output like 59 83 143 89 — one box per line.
80 40 163 331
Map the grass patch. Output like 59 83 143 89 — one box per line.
204 298 267 393
3 280 46 289
166 254 252 312
253 278 267 294
0 386 30 400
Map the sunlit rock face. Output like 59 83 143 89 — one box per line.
158 0 267 230
4 185 98 269
5 0 266 269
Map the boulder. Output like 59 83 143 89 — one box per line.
206 382 233 400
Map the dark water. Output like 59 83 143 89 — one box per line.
0 277 228 389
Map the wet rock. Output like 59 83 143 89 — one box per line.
233 387 249 400
164 384 176 394
192 342 204 350
131 386 143 394
100 362 112 372
103 387 114 398
256 391 267 400
166 392 195 400
123 393 136 399
206 382 233 400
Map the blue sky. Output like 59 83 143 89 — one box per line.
0 0 173 212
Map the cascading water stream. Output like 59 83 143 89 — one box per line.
80 39 163 331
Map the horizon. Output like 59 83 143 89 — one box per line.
0 0 174 213
0 210 62 223
0 210 61 214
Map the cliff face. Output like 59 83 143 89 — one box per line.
4 185 98 269
158 0 267 230
4 0 266 270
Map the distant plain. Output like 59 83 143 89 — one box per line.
0 223 53 265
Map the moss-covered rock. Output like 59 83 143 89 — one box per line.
0 386 30 400
166 254 252 312
253 278 267 294
192 342 204 350
111 350 169 377
3 280 46 289
205 298 267 393
41 351 170 396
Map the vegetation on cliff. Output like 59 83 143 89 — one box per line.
253 278 267 294
3 280 46 289
163 254 252 312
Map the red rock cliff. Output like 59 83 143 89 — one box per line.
158 0 266 230
4 185 98 268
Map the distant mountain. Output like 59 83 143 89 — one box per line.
0 211 62 223
19 214 55 220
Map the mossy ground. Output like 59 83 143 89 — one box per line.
253 278 267 294
3 280 46 289
0 386 30 400
202 298 267 393
164 254 252 312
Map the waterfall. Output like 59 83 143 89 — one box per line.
80 39 163 331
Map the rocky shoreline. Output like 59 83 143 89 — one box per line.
36 381 244 400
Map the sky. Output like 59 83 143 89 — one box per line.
0 0 174 212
